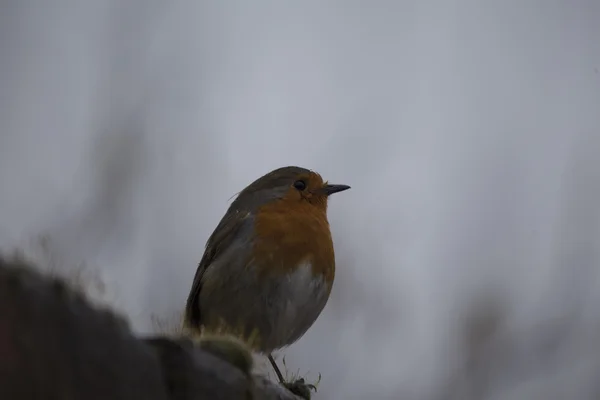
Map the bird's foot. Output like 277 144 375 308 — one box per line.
282 378 317 400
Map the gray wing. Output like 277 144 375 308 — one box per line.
184 210 252 329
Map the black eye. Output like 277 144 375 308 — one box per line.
293 180 306 191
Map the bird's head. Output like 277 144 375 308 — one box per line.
233 166 350 213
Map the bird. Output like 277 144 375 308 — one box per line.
184 165 350 394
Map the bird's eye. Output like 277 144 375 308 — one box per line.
293 180 307 191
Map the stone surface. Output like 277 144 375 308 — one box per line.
0 254 303 400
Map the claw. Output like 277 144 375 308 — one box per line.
282 378 317 400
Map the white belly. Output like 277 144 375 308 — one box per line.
264 261 331 350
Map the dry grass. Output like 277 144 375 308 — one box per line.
150 311 186 336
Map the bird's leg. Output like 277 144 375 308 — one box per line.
268 353 285 383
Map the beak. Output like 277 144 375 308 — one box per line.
319 183 351 196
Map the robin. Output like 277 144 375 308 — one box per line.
184 165 350 396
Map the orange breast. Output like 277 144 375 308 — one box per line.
253 200 336 283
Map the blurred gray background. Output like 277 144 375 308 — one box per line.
1 1 599 399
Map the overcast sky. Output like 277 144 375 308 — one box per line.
1 1 600 399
